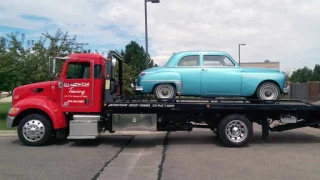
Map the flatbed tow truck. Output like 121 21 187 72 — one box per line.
6 51 320 147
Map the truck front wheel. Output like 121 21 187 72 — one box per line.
218 114 253 147
18 114 52 146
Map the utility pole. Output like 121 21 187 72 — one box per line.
144 0 160 69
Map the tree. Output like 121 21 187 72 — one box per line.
118 40 158 97
312 64 320 81
290 64 320 83
0 29 80 92
0 32 26 92
0 30 159 97
290 66 313 83
121 41 146 74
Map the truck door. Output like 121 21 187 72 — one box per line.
61 60 94 109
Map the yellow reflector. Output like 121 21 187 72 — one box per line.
8 108 20 115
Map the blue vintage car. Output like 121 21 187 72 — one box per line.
132 51 287 100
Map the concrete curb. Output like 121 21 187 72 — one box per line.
0 96 12 102
0 130 165 137
0 130 17 137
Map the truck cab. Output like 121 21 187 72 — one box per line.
7 51 122 146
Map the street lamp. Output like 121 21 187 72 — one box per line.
238 43 246 66
144 0 160 69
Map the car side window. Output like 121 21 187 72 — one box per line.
177 55 200 66
66 62 91 79
203 55 235 67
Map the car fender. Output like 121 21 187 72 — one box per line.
241 72 285 96
9 96 67 129
140 72 183 94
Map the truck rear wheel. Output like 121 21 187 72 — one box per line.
18 114 52 146
154 84 176 100
218 114 253 147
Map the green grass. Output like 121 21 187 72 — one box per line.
0 102 13 130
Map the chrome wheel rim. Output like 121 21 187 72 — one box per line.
259 84 278 100
22 120 45 142
225 120 248 143
156 84 174 99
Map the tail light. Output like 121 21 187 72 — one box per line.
140 72 145 76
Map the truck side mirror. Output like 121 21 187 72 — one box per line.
49 57 57 78
54 73 60 80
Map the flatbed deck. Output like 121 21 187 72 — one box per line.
108 98 320 112
104 98 320 147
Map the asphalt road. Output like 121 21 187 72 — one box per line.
1 125 320 180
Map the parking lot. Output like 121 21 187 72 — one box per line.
1 124 320 180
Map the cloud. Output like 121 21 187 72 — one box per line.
0 0 319 71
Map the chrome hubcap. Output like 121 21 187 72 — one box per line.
225 120 248 143
162 89 169 95
260 84 278 100
156 84 174 99
22 120 45 142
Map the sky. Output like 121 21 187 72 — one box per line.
0 0 319 73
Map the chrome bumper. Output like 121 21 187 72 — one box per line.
131 84 143 92
7 116 15 128
283 87 288 94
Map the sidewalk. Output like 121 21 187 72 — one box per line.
0 96 12 102
0 130 16 137
313 101 320 105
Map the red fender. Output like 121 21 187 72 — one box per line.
9 96 67 129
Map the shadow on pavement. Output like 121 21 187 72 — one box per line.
250 131 320 145
68 135 134 147
9 135 134 148
9 130 320 148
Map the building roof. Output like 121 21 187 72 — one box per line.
240 61 279 64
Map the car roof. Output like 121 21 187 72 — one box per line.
172 51 229 56
164 50 237 67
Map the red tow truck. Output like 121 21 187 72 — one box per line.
6 51 320 147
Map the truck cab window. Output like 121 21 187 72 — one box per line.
66 62 91 79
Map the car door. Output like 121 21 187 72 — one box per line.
174 55 201 95
61 60 94 109
200 55 242 95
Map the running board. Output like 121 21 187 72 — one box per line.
67 136 97 139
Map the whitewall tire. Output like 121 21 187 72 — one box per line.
154 84 176 100
257 82 280 100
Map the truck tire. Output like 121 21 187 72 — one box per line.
18 114 52 146
218 114 253 147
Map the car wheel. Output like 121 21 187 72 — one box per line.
256 82 280 100
218 114 253 147
154 84 176 100
18 114 52 146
